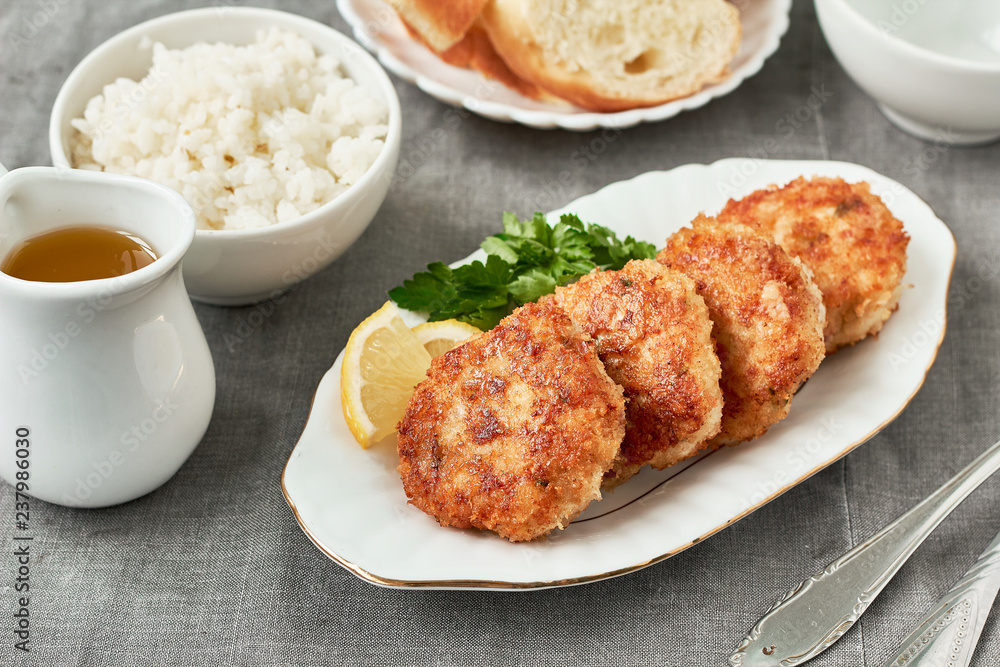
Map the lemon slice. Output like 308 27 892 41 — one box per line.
412 319 482 358
340 301 432 448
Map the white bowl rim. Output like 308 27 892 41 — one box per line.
49 6 402 241
818 0 1000 73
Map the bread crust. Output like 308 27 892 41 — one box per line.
399 15 549 100
437 24 549 100
479 0 742 112
386 0 489 51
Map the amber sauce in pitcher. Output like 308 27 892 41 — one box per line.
1 225 157 282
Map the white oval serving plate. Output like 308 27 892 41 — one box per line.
336 0 792 130
283 158 955 589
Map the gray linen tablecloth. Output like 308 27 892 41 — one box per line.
2 0 1000 665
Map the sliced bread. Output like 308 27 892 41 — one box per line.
479 0 742 111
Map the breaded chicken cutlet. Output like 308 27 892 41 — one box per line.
658 217 826 446
396 301 626 542
716 176 909 353
547 259 722 489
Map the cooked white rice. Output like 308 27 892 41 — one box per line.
70 28 388 231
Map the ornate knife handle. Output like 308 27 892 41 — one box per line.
882 524 1000 667
729 438 1000 667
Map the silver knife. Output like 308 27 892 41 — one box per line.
729 437 1000 667
881 525 1000 667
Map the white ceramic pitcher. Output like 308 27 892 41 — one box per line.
0 163 215 507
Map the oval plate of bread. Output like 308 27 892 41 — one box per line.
337 0 792 129
282 158 955 589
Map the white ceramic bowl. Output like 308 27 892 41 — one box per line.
50 7 401 305
815 0 1000 145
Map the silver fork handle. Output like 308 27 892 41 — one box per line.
729 437 1000 667
882 525 1000 667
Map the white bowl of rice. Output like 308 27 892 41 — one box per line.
50 7 401 305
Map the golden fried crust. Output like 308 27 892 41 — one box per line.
716 177 909 353
399 20 548 100
396 301 625 542
437 24 548 100
658 218 826 446
387 0 488 52
548 260 722 489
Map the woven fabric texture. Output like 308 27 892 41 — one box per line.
1 1 999 665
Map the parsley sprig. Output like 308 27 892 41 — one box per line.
388 212 656 330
